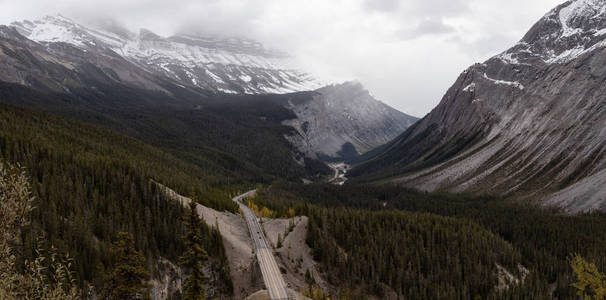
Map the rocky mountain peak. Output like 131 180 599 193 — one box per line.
353 0 606 212
498 0 606 64
0 25 25 41
7 15 323 94
139 28 163 41
284 81 418 161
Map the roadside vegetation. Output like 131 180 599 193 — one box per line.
1 162 80 299
0 104 233 298
254 182 606 299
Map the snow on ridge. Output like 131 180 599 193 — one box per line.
496 51 520 65
558 0 606 37
493 0 606 65
12 14 86 47
205 69 225 84
7 15 325 94
483 73 525 90
239 74 252 82
462 82 476 92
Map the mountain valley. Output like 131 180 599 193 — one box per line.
352 0 606 213
1 1 606 299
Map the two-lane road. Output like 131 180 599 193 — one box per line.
233 190 290 300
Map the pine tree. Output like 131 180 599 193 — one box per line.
101 232 150 300
179 201 208 300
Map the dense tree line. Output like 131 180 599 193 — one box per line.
101 232 151 299
180 202 209 300
0 81 331 182
0 104 234 295
305 207 525 299
256 182 606 298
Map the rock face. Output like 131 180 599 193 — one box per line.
0 15 416 164
0 22 190 99
10 15 322 94
353 0 606 213
283 82 418 161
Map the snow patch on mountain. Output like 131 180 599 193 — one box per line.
494 0 606 65
483 73 525 90
462 83 476 92
10 14 324 94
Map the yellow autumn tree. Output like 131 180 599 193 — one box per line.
569 254 606 299
287 207 296 218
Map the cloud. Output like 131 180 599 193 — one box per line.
0 0 564 117
364 0 400 12
399 18 456 40
406 0 470 17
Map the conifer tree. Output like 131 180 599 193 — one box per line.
179 201 208 300
101 232 150 300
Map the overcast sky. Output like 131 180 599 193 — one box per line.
0 0 564 117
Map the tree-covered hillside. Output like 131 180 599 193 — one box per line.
0 81 331 182
0 104 234 295
254 182 606 299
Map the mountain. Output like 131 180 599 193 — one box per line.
3 15 415 162
10 15 323 94
283 82 418 161
352 0 606 212
0 22 330 181
3 6 606 300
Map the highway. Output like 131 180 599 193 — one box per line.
328 162 349 185
233 190 290 300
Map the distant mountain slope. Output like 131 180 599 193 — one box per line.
0 22 332 181
0 78 331 183
352 0 606 212
10 15 323 94
1 16 417 166
283 82 418 161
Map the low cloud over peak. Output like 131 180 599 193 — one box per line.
0 0 562 117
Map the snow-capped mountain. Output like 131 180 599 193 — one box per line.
497 0 606 64
10 15 322 94
0 14 417 162
352 0 606 212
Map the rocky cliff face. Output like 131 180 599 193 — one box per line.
9 15 323 94
283 82 418 161
1 15 417 163
0 23 176 95
353 0 606 213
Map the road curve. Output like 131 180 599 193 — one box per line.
233 190 290 300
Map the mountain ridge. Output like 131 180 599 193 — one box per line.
283 81 418 161
10 14 323 94
351 0 606 213
2 15 418 162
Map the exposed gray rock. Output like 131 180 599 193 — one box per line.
544 168 606 213
0 15 417 167
0 24 173 94
9 15 323 95
283 82 418 160
355 0 606 212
